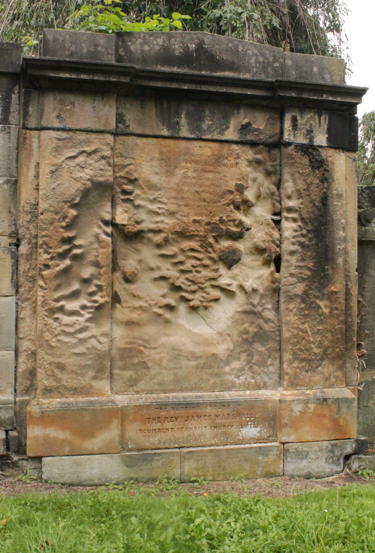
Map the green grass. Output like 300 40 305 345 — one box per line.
1 484 375 552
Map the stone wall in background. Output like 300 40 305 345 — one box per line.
0 30 369 482
0 43 21 456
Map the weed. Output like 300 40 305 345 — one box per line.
357 469 375 480
16 470 37 484
190 477 208 489
156 476 179 492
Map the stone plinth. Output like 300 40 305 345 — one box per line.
2 29 366 480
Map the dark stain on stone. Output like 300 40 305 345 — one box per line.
291 114 298 133
238 120 258 140
56 113 67 128
235 183 245 194
220 247 243 269
116 111 131 133
305 124 314 145
113 290 122 305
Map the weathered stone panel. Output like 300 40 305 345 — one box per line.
112 136 281 394
279 389 357 443
122 396 278 450
37 131 113 398
17 131 39 399
280 146 347 389
116 96 280 144
27 400 121 457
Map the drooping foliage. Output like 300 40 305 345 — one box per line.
0 0 350 66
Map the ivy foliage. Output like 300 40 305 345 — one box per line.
357 112 375 187
0 0 350 66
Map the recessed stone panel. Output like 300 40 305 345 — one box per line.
17 131 39 398
280 146 347 388
116 96 280 143
180 443 283 482
122 397 278 450
112 136 281 394
27 400 121 457
37 131 113 398
279 389 357 443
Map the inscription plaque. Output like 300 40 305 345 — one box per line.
122 399 278 450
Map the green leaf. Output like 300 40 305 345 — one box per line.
172 20 183 29
172 12 182 20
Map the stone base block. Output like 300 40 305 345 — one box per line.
284 439 361 478
349 454 375 473
7 430 18 453
27 400 121 457
279 389 357 443
181 443 283 482
42 450 180 485
0 404 14 430
0 430 6 454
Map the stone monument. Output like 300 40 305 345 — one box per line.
0 30 368 482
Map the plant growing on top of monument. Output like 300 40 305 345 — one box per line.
67 0 191 34
357 111 375 187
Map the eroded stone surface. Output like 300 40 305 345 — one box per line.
17 131 39 398
281 146 347 388
122 397 278 450
279 389 357 443
37 131 113 398
27 400 121 457
43 450 180 485
116 96 280 143
180 443 283 482
344 153 358 386
112 136 281 394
